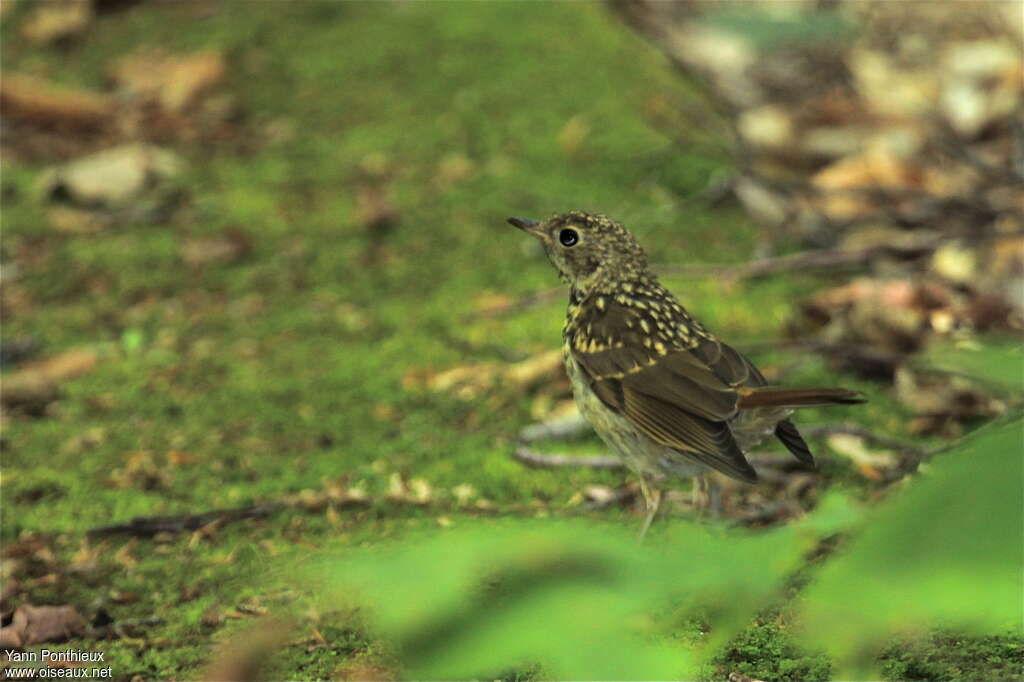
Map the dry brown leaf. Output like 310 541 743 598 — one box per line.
0 74 114 131
0 604 87 648
504 350 564 389
106 451 169 491
166 450 199 467
826 433 897 480
583 485 619 505
738 105 795 150
2 348 98 413
203 620 283 681
895 365 1008 438
181 230 253 267
20 0 92 44
355 182 399 233
26 348 98 382
39 144 183 210
111 50 227 114
45 206 112 235
451 483 477 504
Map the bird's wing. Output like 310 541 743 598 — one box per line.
570 297 758 482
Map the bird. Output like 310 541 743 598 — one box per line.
508 211 864 534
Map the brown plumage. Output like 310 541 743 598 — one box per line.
508 211 864 528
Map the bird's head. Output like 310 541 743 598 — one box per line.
508 211 649 292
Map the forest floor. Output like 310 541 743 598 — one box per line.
2 3 1020 680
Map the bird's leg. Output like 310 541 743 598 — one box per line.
637 477 663 539
692 474 723 518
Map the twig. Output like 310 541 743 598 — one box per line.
87 503 285 538
518 414 590 443
513 446 624 470
655 236 945 281
100 616 167 640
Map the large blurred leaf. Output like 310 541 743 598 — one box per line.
308 498 859 680
799 419 1024 678
921 339 1024 394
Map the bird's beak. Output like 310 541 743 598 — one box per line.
507 217 542 236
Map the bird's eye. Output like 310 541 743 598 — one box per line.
559 228 579 247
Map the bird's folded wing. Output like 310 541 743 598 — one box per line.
621 386 758 482
573 337 758 482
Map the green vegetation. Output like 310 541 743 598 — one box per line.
2 2 1020 679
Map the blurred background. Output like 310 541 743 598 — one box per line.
1 1 1021 679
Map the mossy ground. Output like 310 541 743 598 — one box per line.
1 2 1016 680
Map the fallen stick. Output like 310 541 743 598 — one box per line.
657 245 929 280
512 446 623 470
518 414 590 443
87 503 285 538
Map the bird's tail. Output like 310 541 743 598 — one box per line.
737 386 866 409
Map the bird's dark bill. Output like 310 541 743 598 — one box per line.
507 217 541 234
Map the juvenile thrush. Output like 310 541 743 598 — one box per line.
508 211 864 533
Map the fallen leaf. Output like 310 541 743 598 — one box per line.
583 485 619 505
105 451 169 491
504 350 564 389
2 348 98 414
180 229 252 267
826 433 897 480
895 367 1006 437
20 0 92 44
45 206 112 234
0 74 114 132
0 604 87 648
166 450 199 466
355 181 399 233
39 144 183 210
203 622 284 682
111 50 227 114
451 483 477 504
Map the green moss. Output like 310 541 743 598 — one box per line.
880 632 1024 681
0 1 1004 678
713 620 831 681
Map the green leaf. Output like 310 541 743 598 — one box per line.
306 501 862 680
798 420 1024 679
921 338 1024 394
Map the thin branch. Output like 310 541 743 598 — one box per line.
655 236 945 281
87 503 285 538
518 414 590 443
512 446 624 470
